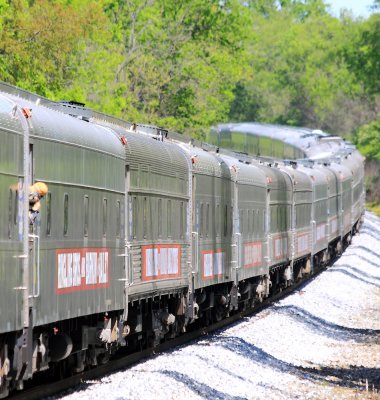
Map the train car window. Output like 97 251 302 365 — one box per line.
230 206 233 236
224 204 228 237
206 203 209 237
256 210 259 235
259 136 272 157
273 139 284 159
103 198 108 237
247 134 259 155
274 208 277 231
132 196 137 239
116 200 121 238
64 193 69 236
270 208 275 231
276 208 279 230
180 201 184 239
84 195 89 237
143 197 147 239
158 198 162 237
263 210 266 233
14 190 18 226
8 189 13 238
46 192 51 236
216 204 220 237
259 210 262 233
200 203 204 238
167 199 172 238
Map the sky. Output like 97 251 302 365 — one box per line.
327 0 375 18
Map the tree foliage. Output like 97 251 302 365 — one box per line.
355 119 380 159
0 0 378 145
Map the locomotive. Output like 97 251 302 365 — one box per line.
0 82 365 397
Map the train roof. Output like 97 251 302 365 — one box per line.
211 122 349 161
122 128 189 179
219 153 267 187
179 145 231 179
0 82 361 165
0 88 125 159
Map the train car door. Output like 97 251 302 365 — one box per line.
189 174 198 320
191 175 199 281
265 188 271 269
232 173 241 287
123 165 131 320
13 106 34 382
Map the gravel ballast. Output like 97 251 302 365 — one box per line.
54 212 380 400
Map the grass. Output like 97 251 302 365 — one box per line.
366 202 380 217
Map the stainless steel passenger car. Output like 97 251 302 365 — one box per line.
0 87 127 396
219 155 269 303
0 84 366 398
297 164 329 265
0 94 24 336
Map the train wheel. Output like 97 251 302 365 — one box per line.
0 347 10 399
212 306 225 323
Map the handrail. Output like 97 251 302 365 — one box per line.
192 232 199 273
29 234 40 298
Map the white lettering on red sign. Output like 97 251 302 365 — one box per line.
297 233 309 254
214 251 225 276
275 238 282 258
330 217 338 235
244 242 262 268
273 236 288 260
316 224 326 242
56 248 110 294
202 250 225 280
142 245 181 280
203 252 213 278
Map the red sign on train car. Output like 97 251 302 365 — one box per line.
202 249 225 280
56 248 110 294
243 242 262 268
296 233 309 255
330 217 338 236
142 244 181 281
273 235 288 260
316 223 326 242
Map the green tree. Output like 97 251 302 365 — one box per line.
229 1 377 135
0 0 112 99
344 13 380 95
100 0 251 136
355 119 380 159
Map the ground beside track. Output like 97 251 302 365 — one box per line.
50 212 380 400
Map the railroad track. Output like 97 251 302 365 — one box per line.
9 263 333 400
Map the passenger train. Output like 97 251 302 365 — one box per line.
0 82 365 397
